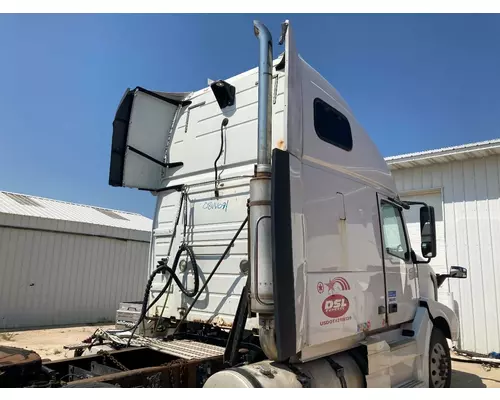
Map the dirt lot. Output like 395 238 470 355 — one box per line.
1 326 499 387
0 325 114 361
451 360 500 388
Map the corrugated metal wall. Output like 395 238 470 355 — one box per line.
391 155 500 354
0 225 149 329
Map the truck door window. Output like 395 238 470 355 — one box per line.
381 202 409 261
313 97 353 151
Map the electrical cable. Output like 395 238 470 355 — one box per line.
451 347 500 367
117 116 231 340
111 190 186 336
154 189 190 334
214 118 229 197
451 357 485 364
154 287 171 335
454 348 492 359
128 197 245 345
112 133 245 346
126 243 198 346
169 215 249 338
158 245 199 297
125 188 200 346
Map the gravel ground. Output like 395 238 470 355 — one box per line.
1 326 499 387
0 324 114 361
451 359 500 388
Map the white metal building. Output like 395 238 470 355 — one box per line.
0 191 152 330
386 139 500 354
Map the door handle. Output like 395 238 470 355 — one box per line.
389 303 398 313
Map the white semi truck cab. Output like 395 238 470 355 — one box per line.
107 19 468 388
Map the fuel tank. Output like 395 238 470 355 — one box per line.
203 352 365 388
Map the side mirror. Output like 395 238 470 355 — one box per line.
436 265 467 288
449 266 467 279
210 80 236 109
420 205 437 258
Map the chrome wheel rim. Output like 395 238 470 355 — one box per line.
430 342 449 388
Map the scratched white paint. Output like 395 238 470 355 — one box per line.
0 191 152 329
391 155 500 354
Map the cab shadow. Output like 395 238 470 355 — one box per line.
451 369 487 388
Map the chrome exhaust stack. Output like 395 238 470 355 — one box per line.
253 20 273 169
250 20 277 360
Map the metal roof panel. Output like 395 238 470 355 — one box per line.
385 139 500 170
0 191 152 234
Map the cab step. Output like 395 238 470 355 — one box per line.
395 379 425 388
364 332 420 387
388 337 415 352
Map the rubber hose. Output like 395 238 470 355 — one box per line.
123 244 199 346
158 243 199 297
135 244 198 327
113 192 186 335
451 357 500 365
451 357 488 364
116 243 198 335
454 349 490 358
169 215 249 337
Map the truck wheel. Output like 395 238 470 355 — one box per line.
428 327 452 388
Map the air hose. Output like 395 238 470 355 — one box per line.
169 215 249 338
157 244 200 298
115 174 247 346
126 216 247 344
140 244 200 323
120 117 232 341
113 189 188 337
125 243 199 345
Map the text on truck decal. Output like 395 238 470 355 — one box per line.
202 200 229 212
322 294 349 318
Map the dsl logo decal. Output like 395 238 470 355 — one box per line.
322 294 349 318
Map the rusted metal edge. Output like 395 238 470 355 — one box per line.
64 355 223 388
43 347 143 367
248 200 271 207
0 346 41 368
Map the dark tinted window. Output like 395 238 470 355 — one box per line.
313 98 353 151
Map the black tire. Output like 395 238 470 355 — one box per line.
428 327 452 388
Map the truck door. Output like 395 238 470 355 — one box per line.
109 87 188 190
377 194 419 326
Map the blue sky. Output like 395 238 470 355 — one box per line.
1 14 499 218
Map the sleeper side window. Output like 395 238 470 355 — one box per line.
313 98 353 151
381 202 409 261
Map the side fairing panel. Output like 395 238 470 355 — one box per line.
289 154 306 352
299 61 396 194
302 166 387 339
283 22 303 159
270 22 306 361
279 21 399 361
